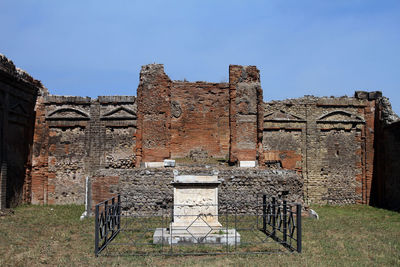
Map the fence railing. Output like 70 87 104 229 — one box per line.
94 194 301 256
94 194 121 256
262 195 302 253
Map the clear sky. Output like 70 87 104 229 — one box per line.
1 0 399 114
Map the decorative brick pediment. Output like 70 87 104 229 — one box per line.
101 107 137 120
46 108 90 120
317 110 365 124
264 110 305 122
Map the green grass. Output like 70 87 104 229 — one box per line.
0 205 399 266
108 214 285 255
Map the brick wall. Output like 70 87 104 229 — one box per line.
229 65 263 163
263 92 380 204
31 96 50 204
135 64 262 164
170 81 230 159
135 64 171 165
2 55 394 209
91 175 119 210
30 95 137 204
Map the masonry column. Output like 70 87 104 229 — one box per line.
86 99 103 174
135 64 172 166
229 65 263 166
30 95 50 204
362 92 381 205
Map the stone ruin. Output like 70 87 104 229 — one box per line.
0 53 399 211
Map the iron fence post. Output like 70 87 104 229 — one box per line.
111 197 115 235
256 195 259 229
105 200 108 240
272 197 276 238
117 194 121 231
296 204 302 253
262 194 266 232
283 200 287 243
94 204 99 256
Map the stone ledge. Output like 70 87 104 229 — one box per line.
153 228 240 245
239 161 257 168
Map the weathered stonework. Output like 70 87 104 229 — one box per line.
31 95 137 204
170 81 230 159
134 64 263 165
93 167 303 214
229 65 263 163
135 64 171 165
0 53 398 210
263 93 379 204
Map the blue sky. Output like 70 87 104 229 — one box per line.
1 0 399 114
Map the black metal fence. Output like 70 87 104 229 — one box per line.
94 194 302 256
262 195 302 253
94 195 121 256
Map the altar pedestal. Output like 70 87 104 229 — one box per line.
153 172 240 245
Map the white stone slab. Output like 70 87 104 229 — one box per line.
172 186 221 229
239 161 256 167
153 228 240 245
163 159 175 167
144 162 164 168
174 175 218 183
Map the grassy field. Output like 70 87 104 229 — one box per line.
0 204 399 266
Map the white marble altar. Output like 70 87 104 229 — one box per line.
153 171 240 245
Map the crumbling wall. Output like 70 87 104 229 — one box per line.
44 96 90 204
92 167 303 214
319 130 362 204
30 94 50 204
263 130 303 171
30 95 137 204
99 96 137 169
170 81 230 159
135 64 171 165
10 56 395 209
0 54 44 208
229 65 263 163
263 92 379 204
48 127 86 203
135 64 263 164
